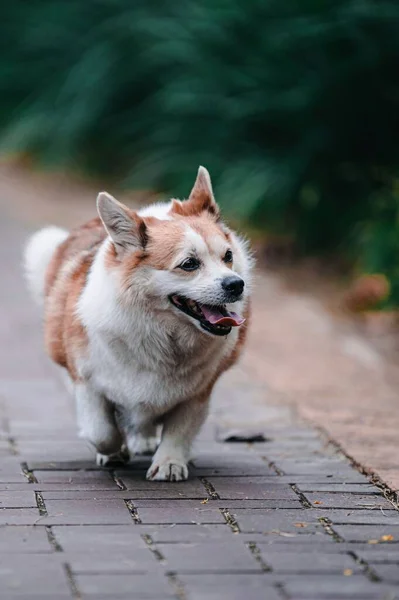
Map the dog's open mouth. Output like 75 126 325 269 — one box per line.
169 295 245 336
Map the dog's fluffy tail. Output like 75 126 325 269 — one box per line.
24 226 69 306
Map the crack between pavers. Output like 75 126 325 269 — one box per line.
45 526 63 552
318 517 344 543
220 508 240 533
21 462 37 483
199 477 220 500
35 491 48 517
290 483 312 508
347 550 381 583
275 582 290 600
110 469 127 490
63 563 81 599
166 573 188 600
8 436 18 455
262 458 285 476
124 499 142 523
141 534 165 562
246 541 272 572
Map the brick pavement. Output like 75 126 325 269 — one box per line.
1 179 399 598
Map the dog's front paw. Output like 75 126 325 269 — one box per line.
146 458 189 482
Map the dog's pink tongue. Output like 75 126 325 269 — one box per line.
200 306 245 327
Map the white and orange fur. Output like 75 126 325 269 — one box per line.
24 167 253 481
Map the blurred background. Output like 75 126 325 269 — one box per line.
1 0 399 310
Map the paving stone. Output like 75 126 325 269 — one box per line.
255 540 347 552
0 459 28 483
304 493 393 510
320 509 399 525
134 524 233 543
66 553 159 574
355 545 399 563
272 459 362 478
116 475 207 497
53 525 150 552
207 476 299 500
0 508 40 525
33 470 118 487
18 440 94 461
136 504 226 525
40 499 133 525
371 564 399 583
75 573 175 597
158 540 261 573
258 550 360 574
0 555 70 596
191 465 278 477
282 574 396 598
0 526 52 553
28 460 102 470
178 574 281 600
333 525 399 543
229 508 323 534
0 491 36 508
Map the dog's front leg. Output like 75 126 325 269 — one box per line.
146 397 209 482
75 383 123 466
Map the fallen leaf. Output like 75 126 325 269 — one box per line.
343 569 353 577
200 499 209 505
313 501 323 505
381 534 394 542
270 530 297 537
294 522 308 528
367 539 379 545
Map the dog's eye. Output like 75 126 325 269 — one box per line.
223 250 233 263
179 257 200 272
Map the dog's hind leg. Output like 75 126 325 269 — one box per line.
116 408 159 457
75 383 123 466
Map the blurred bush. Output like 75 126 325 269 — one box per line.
1 1 399 305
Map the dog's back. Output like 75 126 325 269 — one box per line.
24 218 106 378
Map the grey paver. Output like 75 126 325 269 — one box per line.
158 540 261 572
0 526 52 553
304 492 393 510
0 555 70 596
178 574 282 600
0 491 37 508
258 550 361 574
75 573 175 597
39 499 133 525
282 574 397 599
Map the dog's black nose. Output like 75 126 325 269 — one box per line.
221 276 244 298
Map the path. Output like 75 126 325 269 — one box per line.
1 164 399 599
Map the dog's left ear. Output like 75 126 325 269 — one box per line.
97 192 148 252
172 166 219 218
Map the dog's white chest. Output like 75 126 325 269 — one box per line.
83 328 232 414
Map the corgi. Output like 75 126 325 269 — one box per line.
24 167 253 481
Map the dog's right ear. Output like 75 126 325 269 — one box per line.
97 192 148 252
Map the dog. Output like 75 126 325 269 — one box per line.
24 167 253 481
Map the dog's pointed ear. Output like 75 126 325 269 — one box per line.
171 167 219 218
188 166 219 217
97 192 148 251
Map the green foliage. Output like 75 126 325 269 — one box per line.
1 1 399 303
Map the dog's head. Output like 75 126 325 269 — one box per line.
97 167 251 337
